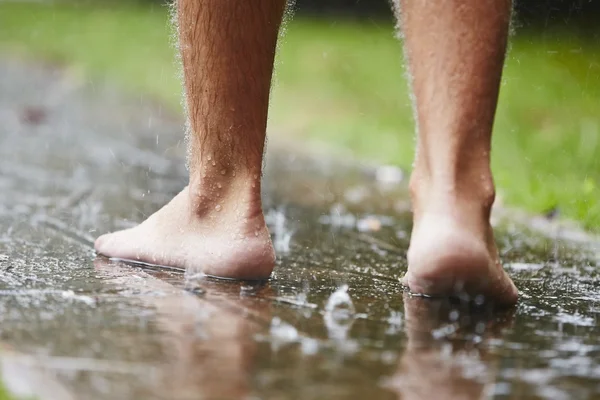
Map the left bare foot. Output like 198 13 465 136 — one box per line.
95 184 275 280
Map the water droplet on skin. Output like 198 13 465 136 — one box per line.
233 171 236 177
252 182 256 188
255 230 259 237
253 174 258 179
207 155 212 161
221 169 226 175
212 161 216 166
217 183 222 188
215 205 222 212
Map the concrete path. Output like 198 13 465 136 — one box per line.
0 59 599 400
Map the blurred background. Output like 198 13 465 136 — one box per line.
1 0 600 230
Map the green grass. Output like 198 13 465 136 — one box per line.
1 2 600 229
0 375 21 400
0 387 16 400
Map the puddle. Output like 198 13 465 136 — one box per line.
0 58 598 399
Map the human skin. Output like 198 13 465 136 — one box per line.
394 0 518 305
95 0 285 280
95 0 518 305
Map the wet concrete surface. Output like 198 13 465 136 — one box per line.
0 58 599 399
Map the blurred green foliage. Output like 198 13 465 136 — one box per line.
1 1 600 229
114 0 600 33
0 378 18 400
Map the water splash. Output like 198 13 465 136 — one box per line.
324 285 357 353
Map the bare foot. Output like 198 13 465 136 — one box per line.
404 188 518 306
95 186 275 280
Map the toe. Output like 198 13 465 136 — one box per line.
94 234 107 252
400 274 408 287
94 233 115 254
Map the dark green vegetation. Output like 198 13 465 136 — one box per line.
1 2 600 229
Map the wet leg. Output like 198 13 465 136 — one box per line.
95 0 286 279
392 0 518 304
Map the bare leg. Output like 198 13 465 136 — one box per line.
393 0 518 304
95 0 286 279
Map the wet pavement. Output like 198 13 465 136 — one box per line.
0 58 599 400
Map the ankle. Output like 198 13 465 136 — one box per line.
188 170 263 218
409 168 496 216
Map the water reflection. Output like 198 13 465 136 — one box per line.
95 255 519 400
386 295 515 400
94 259 271 400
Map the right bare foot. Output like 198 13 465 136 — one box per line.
404 180 518 306
95 180 275 280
